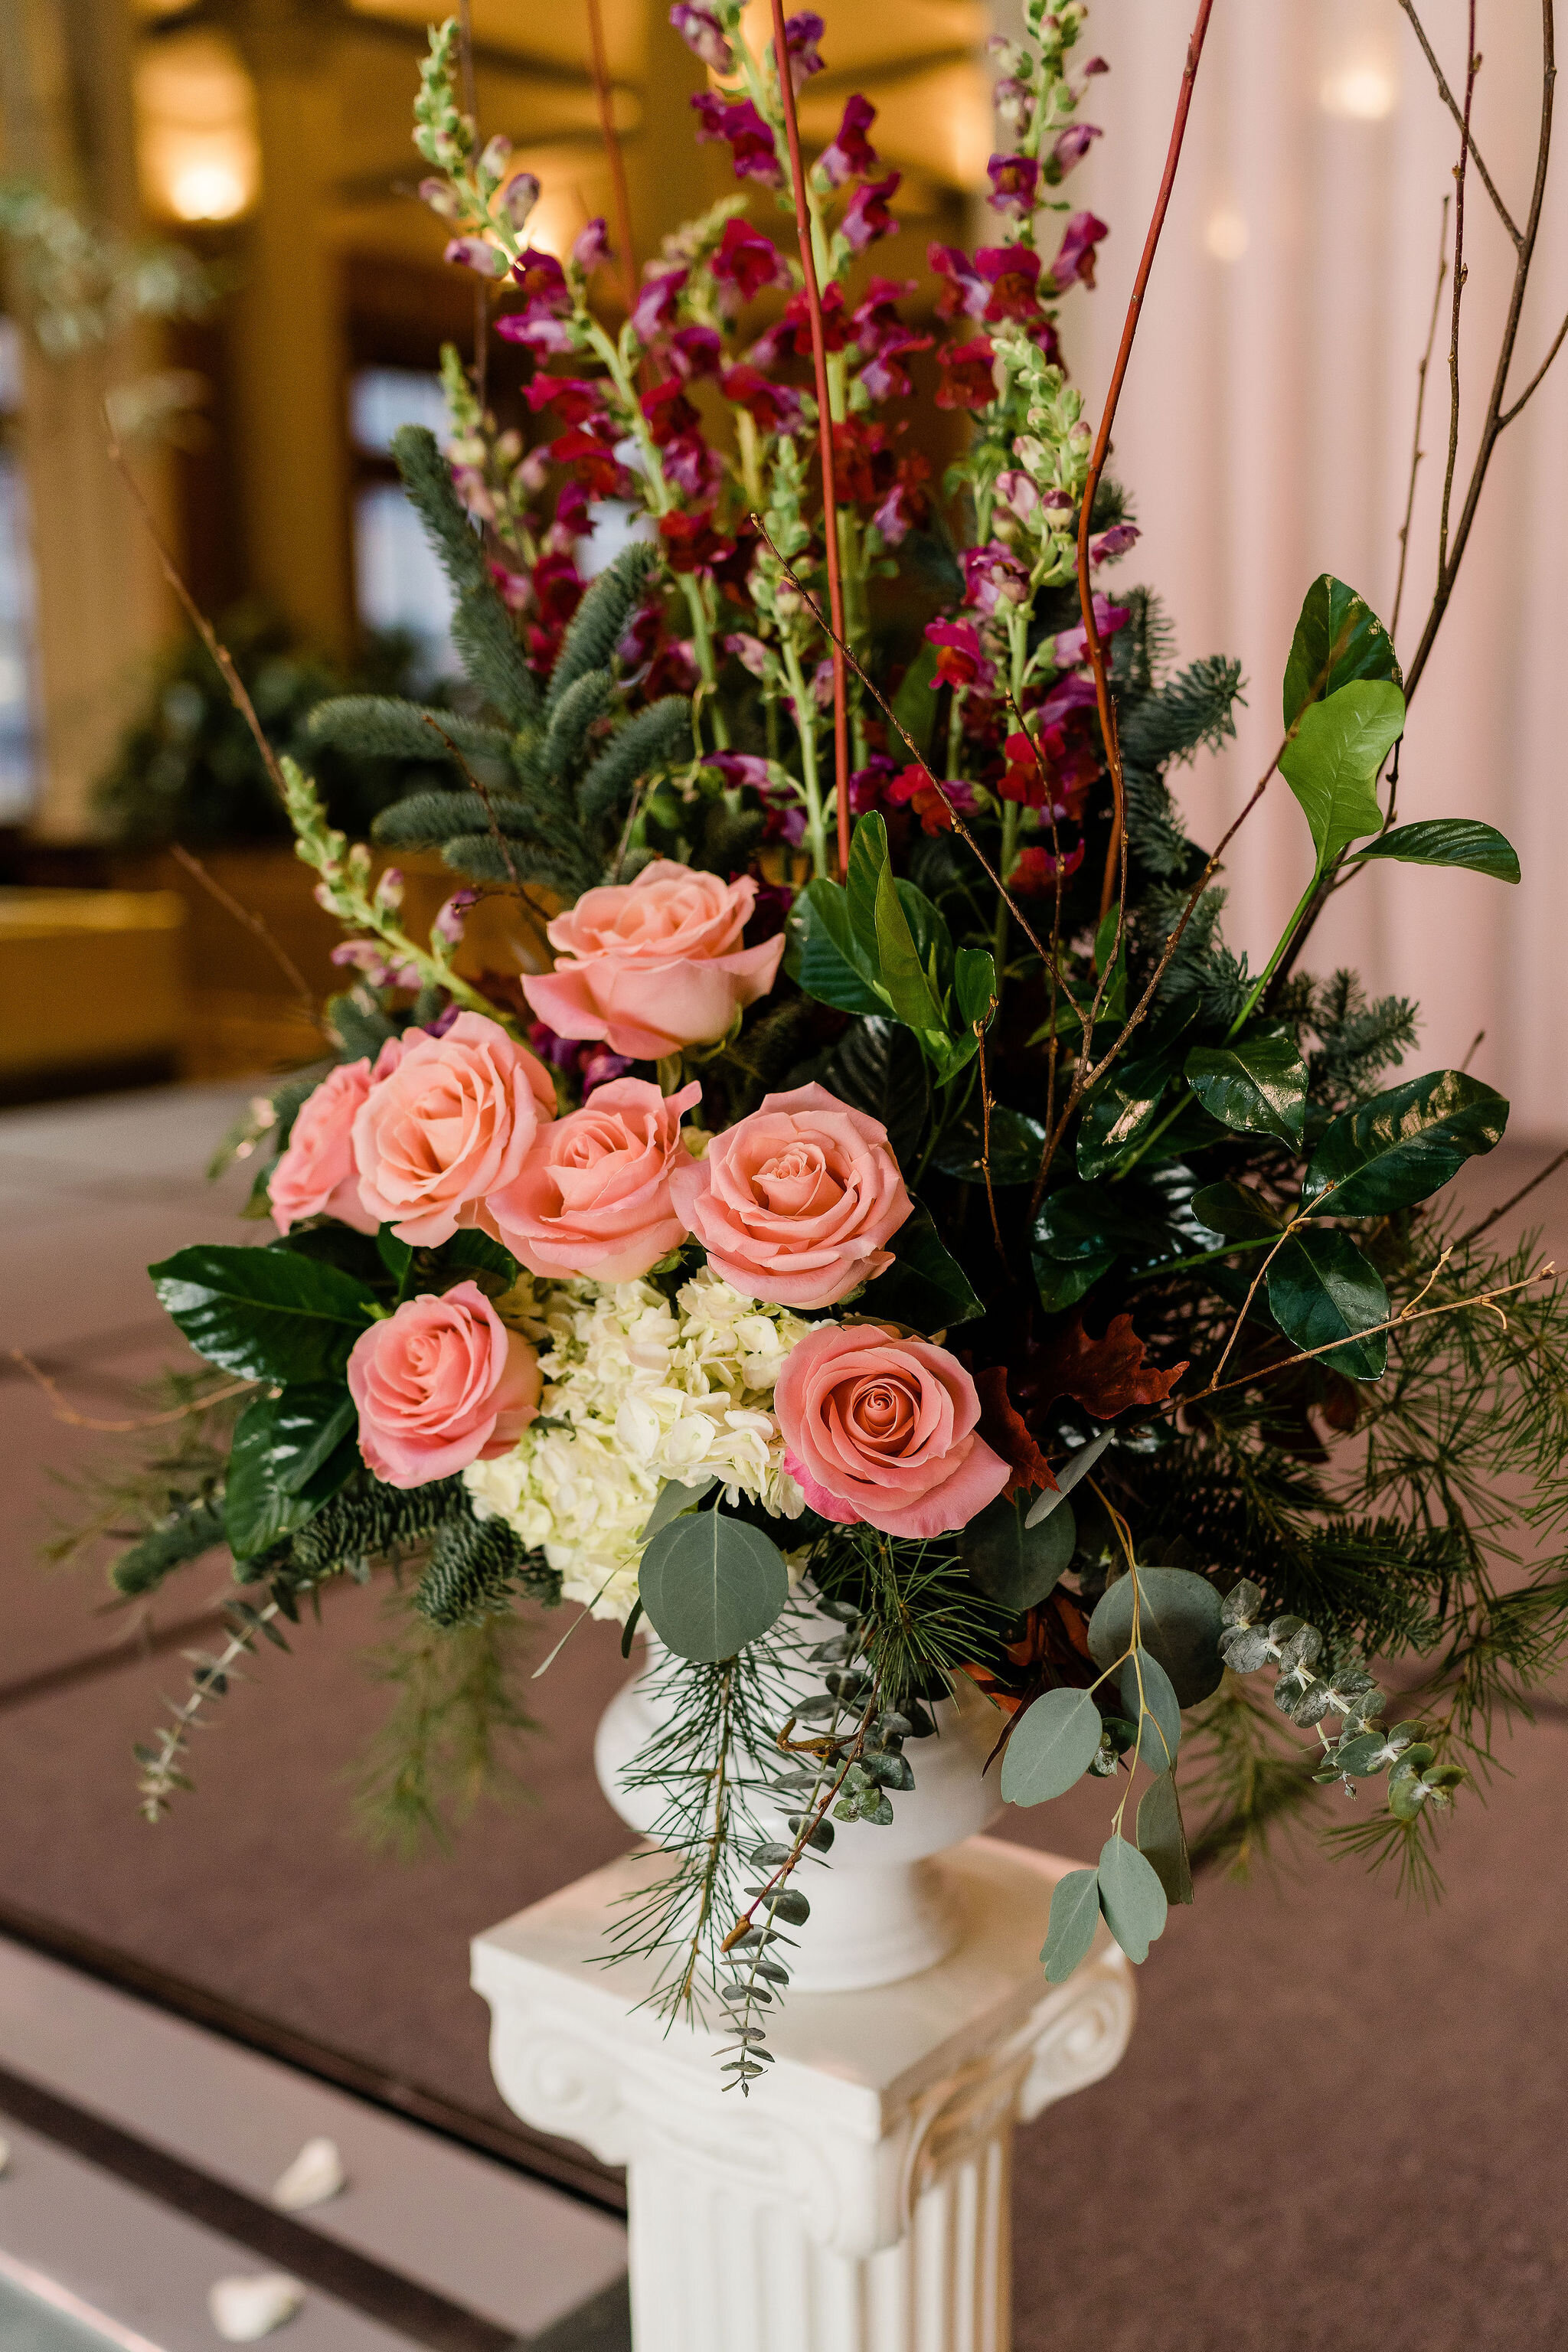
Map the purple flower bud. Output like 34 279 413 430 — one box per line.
1052 122 1102 175
572 217 611 273
423 1001 462 1039
778 10 825 90
479 133 514 178
500 172 541 232
1089 521 1141 565
419 177 462 221
373 865 405 912
432 888 478 946
724 632 771 678
444 235 508 279
669 2 733 72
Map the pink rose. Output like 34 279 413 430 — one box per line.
352 1011 556 1246
774 1322 1009 1539
348 1280 542 1488
521 860 786 1060
488 1077 701 1282
668 1082 912 1309
269 1060 378 1236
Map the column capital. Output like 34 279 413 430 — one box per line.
474 1837 1134 2265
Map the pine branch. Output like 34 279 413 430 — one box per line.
546 542 658 712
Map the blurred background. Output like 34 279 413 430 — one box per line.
0 0 1562 1118
0 5 1565 2350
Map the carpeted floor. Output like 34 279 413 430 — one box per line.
2 1085 1564 2350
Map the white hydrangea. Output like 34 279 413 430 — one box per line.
465 1265 808 1621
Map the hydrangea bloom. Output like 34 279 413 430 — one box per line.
466 1268 808 1616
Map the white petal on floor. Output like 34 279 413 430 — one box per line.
270 2135 346 2212
208 2272 305 2341
0 2134 10 2175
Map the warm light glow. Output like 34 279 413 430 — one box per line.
1205 205 1249 263
1321 61 1399 120
136 31 260 224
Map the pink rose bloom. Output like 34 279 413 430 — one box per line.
347 1281 543 1488
352 1011 556 1246
489 1077 701 1282
269 1060 378 1236
668 1082 912 1309
774 1323 1008 1539
521 860 786 1060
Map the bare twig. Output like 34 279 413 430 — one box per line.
168 844 317 1021
456 0 488 407
1456 1147 1568 1246
975 1020 1005 1260
585 0 638 316
1201 1219 1306 1396
1498 300 1568 425
1085 0 1217 920
106 420 289 805
417 711 521 887
1437 5 1478 585
767 0 851 877
1397 0 1523 245
10 1351 256 1432
1392 196 1449 645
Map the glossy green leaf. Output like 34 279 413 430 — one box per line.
1034 1183 1164 1266
1032 1250 1112 1312
429 1228 521 1289
149 1244 379 1383
934 1104 1048 1186
822 1018 931 1171
1279 680 1406 870
1190 1181 1283 1240
1000 1685 1105 1807
377 1231 415 1288
1349 818 1519 884
860 1201 983 1330
1282 574 1402 731
890 635 939 760
1040 1867 1102 1983
1086 1564 1224 1706
1076 1050 1176 1181
1266 1228 1390 1380
637 1510 789 1661
954 946 998 1032
1184 1027 1307 1146
266 1383 358 1497
788 877 886 1016
1096 1834 1168 1965
1119 1648 1183 1770
962 1494 1076 1614
1302 1068 1508 1218
846 811 891 964
224 1391 350 1562
1137 1770 1194 1906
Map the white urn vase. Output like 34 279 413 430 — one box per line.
593 1609 1006 1993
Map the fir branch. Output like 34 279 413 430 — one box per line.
352 1598 542 1855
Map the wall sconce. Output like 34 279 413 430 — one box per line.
136 30 261 224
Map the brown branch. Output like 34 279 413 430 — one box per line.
1085 0 1217 920
586 0 638 317
418 712 522 888
1397 0 1524 245
1402 0 1557 703
456 0 489 408
1455 1146 1568 1246
106 421 289 807
976 1019 1005 1261
1392 197 1450 645
1437 5 1478 584
1498 301 1568 425
168 844 318 1022
10 1351 256 1432
767 0 850 877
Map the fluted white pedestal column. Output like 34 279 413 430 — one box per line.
472 1835 1134 2351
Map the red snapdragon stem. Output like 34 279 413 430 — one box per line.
769 0 851 877
1083 0 1217 918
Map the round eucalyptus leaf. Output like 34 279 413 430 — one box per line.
1119 1648 1183 1771
1097 1834 1169 1965
1087 1565 1225 1705
1000 1686 1105 1808
1040 1867 1102 1984
638 1511 789 1661
962 1492 1076 1613
1219 1624 1272 1674
1135 1769 1194 1906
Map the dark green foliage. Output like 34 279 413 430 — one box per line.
415 1504 558 1627
580 697 692 824
389 423 542 731
542 667 611 780
93 606 444 847
1293 969 1421 1106
283 1468 460 1586
371 789 549 848
352 1600 543 1854
1121 655 1245 774
547 542 658 708
308 698 511 769
110 1495 227 1596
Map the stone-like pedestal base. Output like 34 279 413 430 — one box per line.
472 1837 1135 2352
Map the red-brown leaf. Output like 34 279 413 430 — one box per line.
1027 1312 1188 1419
974 1366 1057 1500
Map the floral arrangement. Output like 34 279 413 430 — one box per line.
90 0 1568 2089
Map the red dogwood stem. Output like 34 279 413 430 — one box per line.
768 0 851 877
1083 0 1217 918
